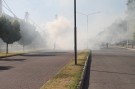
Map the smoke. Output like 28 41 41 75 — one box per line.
44 16 74 50
97 19 128 43
89 0 135 49
2 0 134 51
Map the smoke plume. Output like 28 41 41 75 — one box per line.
90 0 135 49
45 16 74 50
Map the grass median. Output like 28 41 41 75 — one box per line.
40 50 90 89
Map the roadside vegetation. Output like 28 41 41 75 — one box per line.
0 48 42 58
0 15 40 54
0 52 21 57
0 16 21 54
40 50 90 89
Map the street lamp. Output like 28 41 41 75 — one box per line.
77 11 100 49
74 0 77 65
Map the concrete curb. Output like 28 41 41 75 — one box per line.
77 51 91 89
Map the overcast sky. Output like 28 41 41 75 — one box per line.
2 0 128 49
4 0 127 23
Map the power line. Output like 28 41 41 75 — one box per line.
2 0 17 17
2 4 10 12
2 0 43 33
2 4 16 17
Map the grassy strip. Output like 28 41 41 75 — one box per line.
40 50 90 89
0 48 43 58
0 50 36 58
0 52 22 57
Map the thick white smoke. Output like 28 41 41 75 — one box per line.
45 16 74 50
89 0 135 49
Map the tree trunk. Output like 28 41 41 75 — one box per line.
132 43 134 48
23 44 24 52
6 43 8 54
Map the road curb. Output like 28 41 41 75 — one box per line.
77 51 91 89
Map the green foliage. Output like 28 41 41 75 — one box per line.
0 16 21 44
0 16 10 37
0 16 21 53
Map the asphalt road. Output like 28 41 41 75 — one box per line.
0 51 74 89
88 47 135 89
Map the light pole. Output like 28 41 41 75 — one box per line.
77 12 100 49
74 0 77 65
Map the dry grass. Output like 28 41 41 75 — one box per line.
0 52 20 57
0 49 42 58
40 51 90 89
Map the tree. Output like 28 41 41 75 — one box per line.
0 16 21 53
18 21 37 50
133 33 135 48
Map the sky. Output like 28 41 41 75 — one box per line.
2 0 128 50
4 0 127 22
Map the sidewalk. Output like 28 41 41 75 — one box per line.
85 48 135 89
116 46 135 51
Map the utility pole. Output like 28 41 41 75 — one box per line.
0 0 2 15
74 0 77 65
55 14 58 19
87 15 88 49
54 42 56 50
25 12 29 22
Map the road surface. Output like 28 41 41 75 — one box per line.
88 47 135 89
0 51 73 89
